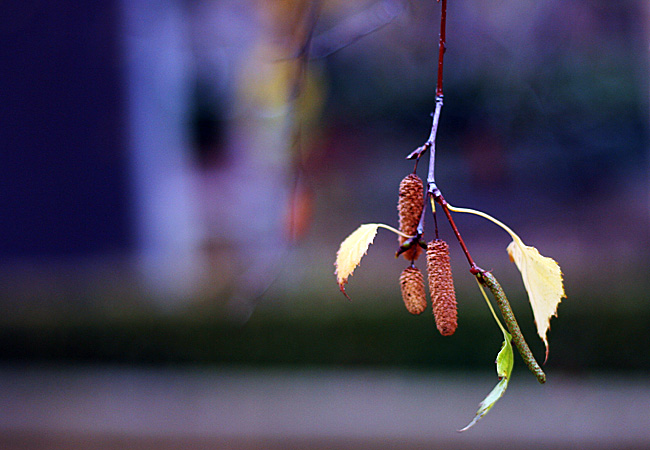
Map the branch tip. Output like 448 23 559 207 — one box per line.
406 143 429 160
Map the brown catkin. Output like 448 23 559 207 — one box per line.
397 174 424 261
399 266 427 315
426 239 458 336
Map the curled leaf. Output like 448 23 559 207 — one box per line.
460 280 514 431
507 238 565 362
460 327 513 432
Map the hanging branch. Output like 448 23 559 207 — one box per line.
336 0 563 430
410 0 446 242
409 0 471 264
405 0 477 273
407 0 546 382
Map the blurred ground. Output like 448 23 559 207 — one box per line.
1 366 649 450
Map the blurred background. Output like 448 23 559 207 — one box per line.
1 0 649 448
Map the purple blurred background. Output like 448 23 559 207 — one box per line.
1 0 647 311
0 1 649 448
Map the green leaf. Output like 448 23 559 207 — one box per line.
460 328 513 432
496 330 514 379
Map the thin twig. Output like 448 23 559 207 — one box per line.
436 0 447 98
310 0 405 59
407 0 447 165
412 0 447 242
423 0 476 266
288 1 321 106
425 96 444 189
433 190 478 271
425 0 447 188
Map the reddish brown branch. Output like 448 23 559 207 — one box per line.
436 0 447 98
432 190 478 273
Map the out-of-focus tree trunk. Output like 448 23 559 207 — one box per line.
200 0 324 319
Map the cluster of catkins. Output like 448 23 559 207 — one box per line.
397 174 458 336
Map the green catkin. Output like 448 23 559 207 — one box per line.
479 270 546 384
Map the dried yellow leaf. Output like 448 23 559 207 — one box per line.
334 223 410 298
335 224 381 297
507 238 566 362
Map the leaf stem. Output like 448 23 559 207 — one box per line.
446 204 521 245
376 223 413 239
475 278 508 337
409 0 447 177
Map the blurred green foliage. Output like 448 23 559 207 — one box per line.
1 289 647 373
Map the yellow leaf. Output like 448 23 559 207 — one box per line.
507 237 566 362
335 224 381 298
